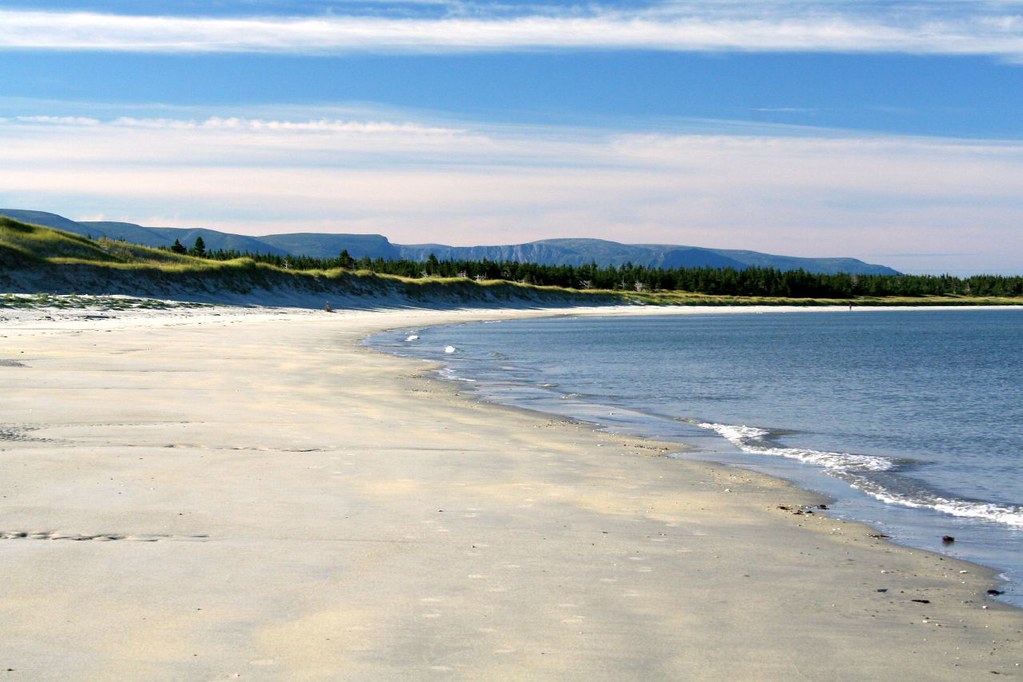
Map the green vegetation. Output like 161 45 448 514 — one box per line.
202 242 1023 301
0 217 610 306
1 216 198 267
620 291 1023 307
3 216 1021 307
0 292 210 311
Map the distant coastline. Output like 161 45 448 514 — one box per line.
0 207 900 275
4 216 1022 310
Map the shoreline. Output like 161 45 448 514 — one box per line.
2 303 1022 678
368 306 1023 608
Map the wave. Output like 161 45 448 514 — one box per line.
437 367 476 383
853 481 1023 528
697 421 1023 528
698 422 896 473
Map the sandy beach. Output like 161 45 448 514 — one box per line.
1 304 1021 680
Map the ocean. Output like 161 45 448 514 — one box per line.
368 308 1023 605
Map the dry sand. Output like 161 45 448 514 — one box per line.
1 304 1021 680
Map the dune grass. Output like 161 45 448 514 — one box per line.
0 292 211 311
1 217 188 265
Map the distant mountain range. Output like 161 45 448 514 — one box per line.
0 209 900 276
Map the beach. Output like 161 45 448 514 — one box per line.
1 304 1021 680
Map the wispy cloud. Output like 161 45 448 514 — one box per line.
2 3 1023 59
751 107 819 114
3 112 1022 273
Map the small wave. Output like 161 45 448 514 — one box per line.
437 367 475 383
698 422 896 473
699 422 1023 528
444 345 457 354
853 482 1023 528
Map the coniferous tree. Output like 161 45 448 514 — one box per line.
338 249 355 269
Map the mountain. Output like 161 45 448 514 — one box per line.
393 238 896 275
258 233 398 260
79 221 290 257
75 220 172 246
702 248 898 276
393 239 752 271
0 209 87 235
0 209 900 275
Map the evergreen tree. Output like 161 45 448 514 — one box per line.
338 249 355 269
191 236 207 257
171 239 187 254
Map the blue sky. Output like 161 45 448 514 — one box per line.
2 1 1023 274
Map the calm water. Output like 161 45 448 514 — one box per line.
369 309 1023 604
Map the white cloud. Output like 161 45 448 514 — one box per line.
107 115 465 136
2 3 1023 58
15 115 101 125
2 112 1022 273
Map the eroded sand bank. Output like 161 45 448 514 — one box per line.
1 306 1021 680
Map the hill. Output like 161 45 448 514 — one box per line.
259 232 398 260
0 217 609 309
81 222 291 257
393 239 750 270
0 209 899 276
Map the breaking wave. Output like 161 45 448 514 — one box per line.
698 422 896 473
697 421 1023 528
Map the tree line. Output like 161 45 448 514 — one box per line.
169 238 1023 299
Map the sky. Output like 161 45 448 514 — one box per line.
2 1 1023 274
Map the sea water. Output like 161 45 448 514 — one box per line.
368 309 1023 605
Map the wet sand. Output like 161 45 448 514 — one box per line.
1 306 1021 680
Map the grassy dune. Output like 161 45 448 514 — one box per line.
0 218 612 308
0 217 187 265
2 217 1019 309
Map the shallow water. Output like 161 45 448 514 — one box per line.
369 309 1023 605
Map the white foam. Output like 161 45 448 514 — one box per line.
700 422 1023 528
853 483 1023 528
698 422 896 473
437 366 475 382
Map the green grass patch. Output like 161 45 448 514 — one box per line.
0 292 211 311
1 217 196 266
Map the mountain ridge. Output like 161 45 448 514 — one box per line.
0 209 900 275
